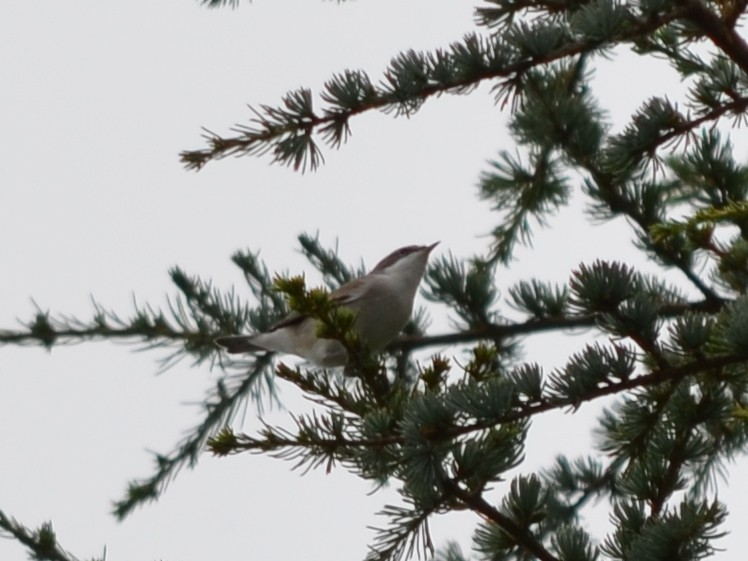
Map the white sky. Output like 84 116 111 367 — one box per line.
1 1 747 560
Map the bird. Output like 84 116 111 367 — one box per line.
215 243 438 367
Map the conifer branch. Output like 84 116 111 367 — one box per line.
179 11 685 171
442 479 559 561
0 318 201 348
2 299 717 364
366 500 437 561
210 353 748 457
4 3 748 559
0 511 87 561
676 0 748 74
113 354 274 519
582 167 725 303
649 427 692 516
393 298 723 354
198 0 242 8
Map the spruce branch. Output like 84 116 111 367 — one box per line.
582 171 725 304
424 254 499 328
647 425 697 516
5 1 748 559
0 265 255 368
392 295 722 356
0 299 201 350
273 362 363 414
206 351 748 460
543 456 619 521
479 147 569 264
179 11 685 171
366 500 437 561
434 541 468 561
601 498 727 559
297 232 356 287
498 58 736 301
0 511 90 561
598 350 748 512
479 47 747 267
448 477 559 561
198 0 242 8
651 201 748 247
0 270 721 368
113 354 275 519
508 279 569 319
675 0 748 75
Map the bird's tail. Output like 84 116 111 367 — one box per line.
214 335 265 354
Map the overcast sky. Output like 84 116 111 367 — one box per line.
2 2 747 561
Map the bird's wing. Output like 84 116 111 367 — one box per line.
214 335 265 354
329 277 369 305
266 278 369 331
268 310 307 331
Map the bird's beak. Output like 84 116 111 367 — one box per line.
426 241 440 253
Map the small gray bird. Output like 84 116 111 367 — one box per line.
215 243 438 366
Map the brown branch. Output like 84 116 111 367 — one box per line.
274 362 364 415
725 0 748 28
218 353 748 454
179 10 686 170
391 298 724 355
676 0 748 74
0 323 199 347
649 427 691 516
1 298 720 353
580 165 728 305
391 314 597 354
441 479 559 561
652 97 748 155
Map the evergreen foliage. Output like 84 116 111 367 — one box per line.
3 1 748 560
